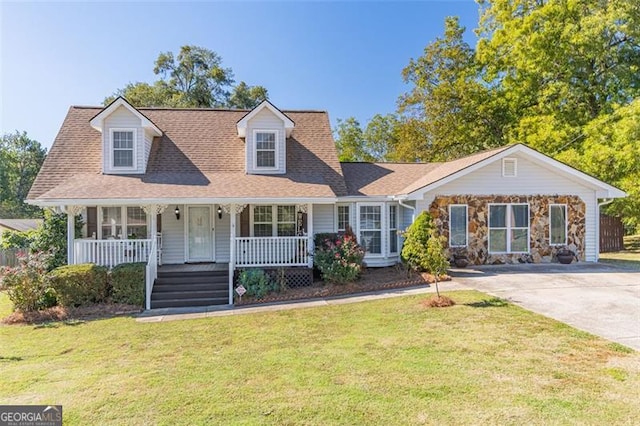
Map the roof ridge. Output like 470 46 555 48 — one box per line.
71 105 327 113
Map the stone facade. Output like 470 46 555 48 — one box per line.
429 195 586 265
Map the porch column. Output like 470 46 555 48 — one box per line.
64 205 83 265
142 205 168 260
222 203 246 305
307 203 314 268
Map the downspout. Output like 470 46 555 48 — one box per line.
596 198 614 262
396 197 416 222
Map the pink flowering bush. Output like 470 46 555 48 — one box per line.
1 250 57 312
314 232 365 284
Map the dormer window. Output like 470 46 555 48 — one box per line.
255 130 277 169
111 129 136 169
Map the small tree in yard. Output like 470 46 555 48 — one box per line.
401 211 436 273
424 236 449 298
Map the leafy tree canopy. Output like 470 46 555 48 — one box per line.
334 114 399 162
105 45 269 109
0 131 46 218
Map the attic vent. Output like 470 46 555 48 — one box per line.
502 158 517 177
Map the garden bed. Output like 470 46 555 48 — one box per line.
1 303 142 325
236 266 449 305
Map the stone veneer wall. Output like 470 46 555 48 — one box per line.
429 195 586 265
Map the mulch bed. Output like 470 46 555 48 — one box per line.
1 303 142 325
236 266 450 306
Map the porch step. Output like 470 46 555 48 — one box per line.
151 267 229 309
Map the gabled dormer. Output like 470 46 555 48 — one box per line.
237 100 294 175
90 97 162 175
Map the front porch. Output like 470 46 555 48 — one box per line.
63 202 316 310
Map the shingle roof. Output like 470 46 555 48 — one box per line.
341 146 513 197
28 106 347 201
0 219 43 232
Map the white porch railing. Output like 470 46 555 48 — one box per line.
235 236 309 267
145 238 158 310
74 238 154 268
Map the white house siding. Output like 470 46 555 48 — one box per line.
245 108 286 175
143 129 154 172
160 205 185 264
313 204 335 234
214 207 231 262
102 105 145 174
415 153 599 261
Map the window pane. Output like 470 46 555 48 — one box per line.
450 205 467 246
277 223 296 236
511 229 528 252
256 132 275 148
489 229 507 252
360 230 381 254
114 150 133 167
550 205 566 245
389 205 397 229
254 224 272 237
360 206 381 230
338 206 350 231
254 206 272 223
113 131 133 149
101 207 122 239
389 230 397 253
489 205 506 227
256 151 275 167
278 206 296 222
127 207 147 239
511 205 528 228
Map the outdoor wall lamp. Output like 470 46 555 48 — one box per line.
217 206 223 219
175 206 180 220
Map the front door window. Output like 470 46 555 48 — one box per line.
188 206 213 261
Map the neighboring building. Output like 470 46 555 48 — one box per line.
26 98 625 309
0 218 42 240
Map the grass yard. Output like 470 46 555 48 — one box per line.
599 235 640 270
1 290 639 425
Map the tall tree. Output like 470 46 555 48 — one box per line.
227 81 269 109
105 45 269 109
334 115 398 162
0 131 46 218
397 16 509 162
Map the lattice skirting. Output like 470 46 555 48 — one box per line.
234 267 313 288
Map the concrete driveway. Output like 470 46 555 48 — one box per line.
449 263 640 350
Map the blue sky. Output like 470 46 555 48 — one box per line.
1 1 480 151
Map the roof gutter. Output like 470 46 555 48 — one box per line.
395 195 416 222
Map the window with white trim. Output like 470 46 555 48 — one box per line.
549 204 567 245
449 205 468 247
126 207 147 239
389 205 398 254
502 158 517 177
112 130 135 168
277 206 296 236
101 207 123 239
100 206 148 239
337 205 350 232
489 204 529 253
255 131 277 168
253 206 273 237
252 205 297 237
359 205 382 254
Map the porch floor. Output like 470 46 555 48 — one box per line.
159 263 229 273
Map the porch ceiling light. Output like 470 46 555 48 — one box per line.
217 206 223 219
175 206 180 220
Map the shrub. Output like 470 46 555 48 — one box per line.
48 263 109 307
401 211 436 272
314 232 340 250
1 251 57 312
237 269 278 299
314 232 365 284
0 229 37 250
110 262 146 306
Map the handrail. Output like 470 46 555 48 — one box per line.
145 238 157 310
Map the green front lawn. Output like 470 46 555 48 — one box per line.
599 235 640 270
1 290 639 424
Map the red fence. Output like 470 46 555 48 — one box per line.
600 215 624 253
